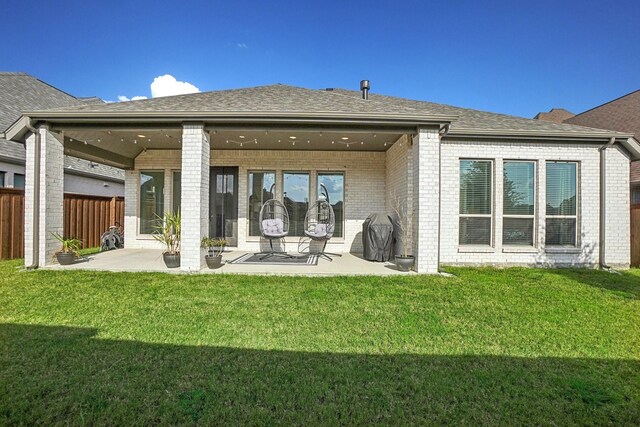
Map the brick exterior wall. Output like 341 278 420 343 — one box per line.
385 135 412 254
439 138 630 268
631 161 640 184
120 135 631 271
127 148 387 254
604 145 631 267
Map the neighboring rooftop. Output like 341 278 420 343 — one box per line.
533 108 575 124
0 72 120 182
21 83 629 138
565 89 640 137
0 72 90 133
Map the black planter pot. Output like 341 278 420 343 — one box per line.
205 255 224 269
163 253 181 268
395 255 415 272
56 252 77 265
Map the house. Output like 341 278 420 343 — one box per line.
533 108 575 124
561 90 640 204
7 81 640 272
0 72 124 196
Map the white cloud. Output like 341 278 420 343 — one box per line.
236 43 248 49
117 95 148 102
150 74 200 98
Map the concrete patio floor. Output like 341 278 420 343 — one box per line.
45 249 413 276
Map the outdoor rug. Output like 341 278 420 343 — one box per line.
229 253 319 265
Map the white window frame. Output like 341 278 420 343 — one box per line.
545 161 579 247
502 160 536 247
459 159 494 246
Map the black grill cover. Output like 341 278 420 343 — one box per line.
362 213 394 262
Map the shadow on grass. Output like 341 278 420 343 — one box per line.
1 324 638 425
549 269 640 300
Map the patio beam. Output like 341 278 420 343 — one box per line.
63 137 135 169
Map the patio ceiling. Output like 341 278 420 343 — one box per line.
57 126 406 169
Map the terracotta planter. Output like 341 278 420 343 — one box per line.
163 253 180 268
55 252 77 265
205 254 224 269
395 255 415 272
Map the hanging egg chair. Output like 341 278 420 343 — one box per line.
255 188 292 259
303 185 342 261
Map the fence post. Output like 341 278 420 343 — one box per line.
109 197 117 226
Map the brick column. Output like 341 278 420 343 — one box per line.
123 170 138 248
24 132 38 267
180 123 210 271
412 127 440 273
37 126 64 266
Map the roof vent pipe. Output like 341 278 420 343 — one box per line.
360 80 370 100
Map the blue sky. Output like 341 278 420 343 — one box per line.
1 0 638 118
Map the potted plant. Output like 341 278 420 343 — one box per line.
52 232 82 265
391 195 414 271
153 211 181 268
201 236 227 269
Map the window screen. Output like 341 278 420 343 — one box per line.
459 160 492 245
545 162 578 246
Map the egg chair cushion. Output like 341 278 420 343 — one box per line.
305 223 328 239
262 218 286 238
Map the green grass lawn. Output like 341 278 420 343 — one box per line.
1 259 639 425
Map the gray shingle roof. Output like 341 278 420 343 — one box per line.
0 72 84 132
27 83 627 138
328 89 621 136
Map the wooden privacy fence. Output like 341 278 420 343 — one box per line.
0 188 124 260
0 188 25 260
64 194 125 249
632 204 640 267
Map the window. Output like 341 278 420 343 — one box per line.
283 172 309 237
248 171 275 236
546 162 578 246
632 185 640 205
459 160 493 245
140 171 165 234
503 161 535 246
172 171 181 213
13 174 25 189
0 172 5 187
317 172 344 238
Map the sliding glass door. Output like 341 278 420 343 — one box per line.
210 167 238 246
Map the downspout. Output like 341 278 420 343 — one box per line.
599 137 616 269
25 122 40 269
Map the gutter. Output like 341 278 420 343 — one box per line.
599 137 616 269
25 123 40 269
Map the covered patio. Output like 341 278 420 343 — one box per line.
8 85 452 273
44 249 413 276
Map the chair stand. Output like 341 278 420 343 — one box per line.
308 240 343 262
255 238 294 260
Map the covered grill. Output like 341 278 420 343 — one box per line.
362 213 394 262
